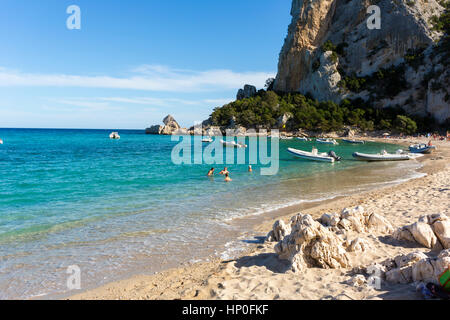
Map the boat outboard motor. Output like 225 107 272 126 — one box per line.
328 151 341 161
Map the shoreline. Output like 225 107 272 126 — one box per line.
68 137 449 300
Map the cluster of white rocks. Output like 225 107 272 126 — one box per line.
319 206 394 235
361 249 450 286
347 215 450 288
370 213 450 285
272 214 351 272
393 214 450 250
266 206 393 272
266 206 450 289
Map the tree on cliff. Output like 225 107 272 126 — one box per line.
265 78 275 91
394 115 418 135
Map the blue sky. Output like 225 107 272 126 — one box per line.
0 0 291 129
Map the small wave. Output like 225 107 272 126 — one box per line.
219 195 339 222
219 240 251 260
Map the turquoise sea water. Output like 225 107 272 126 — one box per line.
0 129 423 299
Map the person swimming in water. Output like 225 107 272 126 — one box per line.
219 167 229 175
224 172 232 182
248 165 252 172
207 168 215 176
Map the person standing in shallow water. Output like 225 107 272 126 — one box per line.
224 173 232 182
219 167 229 175
207 168 215 176
248 165 253 172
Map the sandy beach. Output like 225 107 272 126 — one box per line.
70 137 450 300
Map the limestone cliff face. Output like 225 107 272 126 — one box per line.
275 0 338 93
275 0 448 123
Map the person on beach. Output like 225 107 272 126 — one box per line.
219 167 229 175
224 173 232 182
428 140 433 147
248 165 253 172
207 168 215 176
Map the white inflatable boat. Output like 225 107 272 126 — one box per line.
287 147 337 163
352 150 412 161
316 138 338 145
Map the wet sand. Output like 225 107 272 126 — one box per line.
69 137 450 300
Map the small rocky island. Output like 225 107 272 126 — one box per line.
145 114 227 137
145 115 188 135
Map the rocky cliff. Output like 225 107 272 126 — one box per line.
274 0 449 123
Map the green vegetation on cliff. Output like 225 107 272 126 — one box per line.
210 91 434 134
338 64 410 99
432 0 450 61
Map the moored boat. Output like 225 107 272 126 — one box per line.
296 137 310 141
287 147 339 163
316 138 338 145
409 144 436 154
220 139 247 148
109 132 120 140
342 139 365 144
352 150 412 161
202 137 213 143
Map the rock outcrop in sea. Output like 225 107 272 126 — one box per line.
145 115 188 135
382 250 450 285
274 0 448 123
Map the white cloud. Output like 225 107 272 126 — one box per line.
51 96 233 109
56 99 111 109
0 65 274 92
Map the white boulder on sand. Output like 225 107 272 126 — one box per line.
274 214 351 272
383 250 450 285
364 212 450 286
269 206 395 272
430 215 450 249
346 238 371 253
319 206 394 234
393 213 450 249
266 220 291 243
320 212 341 228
